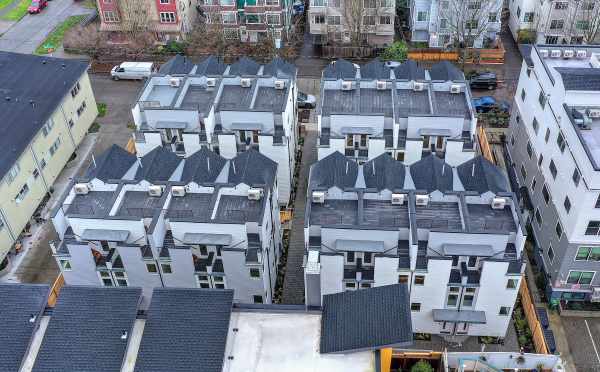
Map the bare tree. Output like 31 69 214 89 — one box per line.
344 0 367 46
580 0 600 44
119 0 150 40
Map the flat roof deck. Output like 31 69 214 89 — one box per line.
362 199 409 228
167 193 214 221
116 191 164 218
253 86 287 112
214 195 263 223
467 204 517 233
66 191 114 216
395 89 431 117
415 201 463 231
310 199 358 226
179 85 217 113
217 85 254 111
146 85 178 107
433 91 470 118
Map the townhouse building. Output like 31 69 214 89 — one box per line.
133 55 298 205
50 145 281 306
307 0 396 46
507 45 600 306
304 152 525 339
317 59 477 166
508 0 600 44
0 52 97 269
98 0 195 42
199 0 293 42
411 0 503 48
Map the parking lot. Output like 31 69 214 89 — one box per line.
562 317 600 372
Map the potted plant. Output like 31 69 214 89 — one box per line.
411 360 434 372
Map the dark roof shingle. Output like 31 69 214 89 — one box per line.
195 55 227 76
323 59 357 80
360 59 391 80
410 154 453 192
363 153 405 191
228 57 260 76
228 149 277 187
181 147 227 184
556 67 600 91
310 151 358 190
159 54 195 75
394 60 425 80
457 155 508 194
135 146 181 182
86 144 137 181
262 57 297 78
429 61 464 81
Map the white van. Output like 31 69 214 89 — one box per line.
110 62 155 80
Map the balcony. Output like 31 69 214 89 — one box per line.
310 23 327 34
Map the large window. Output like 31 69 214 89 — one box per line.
363 15 376 26
567 271 594 285
380 0 393 6
313 14 325 24
114 271 129 286
417 11 428 22
586 221 600 236
311 0 325 6
327 15 340 25
411 303 421 311
15 184 29 203
523 12 534 22
576 247 600 261
379 15 392 25
550 19 564 29
160 12 176 23
535 208 542 227
576 20 590 30
554 1 568 9
266 13 280 25
103 11 119 22
222 12 236 24
364 0 376 8
99 271 113 286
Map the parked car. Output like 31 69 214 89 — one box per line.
472 96 510 113
469 72 498 90
384 61 402 68
27 0 47 13
110 62 155 80
297 92 316 109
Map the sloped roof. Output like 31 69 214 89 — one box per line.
228 149 277 187
429 61 464 81
181 147 227 184
556 67 600 91
323 59 357 80
310 151 358 190
410 154 453 192
159 54 195 75
32 286 141 372
0 284 49 372
320 284 413 353
86 144 136 181
360 59 391 80
133 288 234 372
135 146 181 182
363 153 405 191
394 60 425 80
457 155 508 194
228 57 260 76
262 57 296 78
195 55 227 76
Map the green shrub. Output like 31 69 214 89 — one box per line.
88 122 101 133
97 103 107 118
411 360 434 372
380 41 408 62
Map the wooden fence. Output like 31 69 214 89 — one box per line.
408 40 505 65
520 278 549 354
477 126 495 164
320 46 377 59
47 273 65 307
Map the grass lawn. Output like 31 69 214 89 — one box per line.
1 0 31 21
0 0 15 11
35 15 85 55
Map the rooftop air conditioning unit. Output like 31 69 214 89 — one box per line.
376 80 387 90
169 78 181 87
491 197 506 209
148 185 163 197
539 49 549 58
241 78 252 87
274 80 286 89
550 50 562 58
312 191 325 204
450 84 461 94
248 188 263 200
587 109 600 118
341 81 353 90
563 50 575 58
391 193 406 205
591 53 600 68
171 186 186 197
576 50 588 59
413 82 425 91
591 287 600 302
206 78 216 87
74 183 90 195
415 195 429 206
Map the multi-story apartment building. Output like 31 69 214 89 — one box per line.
199 0 293 42
97 0 195 42
508 0 600 44
507 45 600 306
133 55 298 205
0 52 97 269
50 144 281 306
317 59 477 166
411 0 503 48
307 0 396 46
304 152 525 339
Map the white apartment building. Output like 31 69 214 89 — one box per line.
508 0 600 44
50 145 281 306
411 0 503 48
317 59 477 166
307 0 396 46
304 152 525 340
132 55 298 205
507 45 600 305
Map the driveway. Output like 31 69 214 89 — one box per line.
562 317 600 372
0 0 92 54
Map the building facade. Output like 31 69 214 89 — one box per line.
133 55 298 206
508 0 600 44
411 0 503 48
304 152 525 339
507 45 600 306
307 0 396 46
0 53 98 268
50 145 281 306
317 59 477 166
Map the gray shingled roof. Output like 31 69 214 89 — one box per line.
310 151 358 190
196 55 227 76
394 60 425 80
86 144 136 181
0 52 89 180
457 155 508 194
0 284 49 372
228 149 277 187
228 57 260 76
429 61 464 81
363 153 405 191
32 286 141 372
360 59 391 80
135 146 181 182
262 57 297 78
556 67 600 91
133 288 234 372
320 284 412 353
159 54 195 75
181 147 227 184
410 154 453 192
323 59 357 80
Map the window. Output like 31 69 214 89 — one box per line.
161 263 172 273
329 0 340 6
542 185 550 204
510 135 515 146
99 271 113 286
549 160 557 179
465 287 476 293
538 153 544 166
146 263 158 273
576 247 600 261
49 138 61 156
40 158 46 169
520 164 527 180
440 18 448 29
544 128 550 143
545 36 558 44
550 20 564 30
360 282 372 289
314 14 325 24
564 196 571 214
250 268 261 278
160 12 176 23
573 168 580 186
463 294 474 307
467 256 477 268
465 20 478 30
364 0 376 7
411 303 421 312
265 0 278 4
414 275 425 285
15 184 29 203
507 279 518 289
59 259 72 271
441 0 449 8
417 11 428 22
224 28 238 39
499 306 511 316
7 163 20 183
363 252 372 264
523 12 534 22
557 132 566 152
585 221 600 236
538 91 546 108
535 208 542 227
548 244 555 263
327 15 340 25
516 6 521 17
468 1 481 9
583 1 595 10
526 141 533 158
531 177 537 191
42 119 54 137
363 15 376 26
576 20 590 30
213 275 225 289
311 0 325 5
398 274 409 283
521 89 526 101
114 271 128 286
103 11 119 22
32 169 39 179
447 294 458 306
380 0 393 6
556 221 563 238
567 271 595 285
554 1 567 9
160 0 169 3
346 251 355 264
68 119 74 128
452 256 459 266
196 274 210 288
532 117 539 133
222 12 236 24
379 15 392 25
596 195 600 208
253 295 264 304
266 13 280 25
488 12 497 22
76 100 86 117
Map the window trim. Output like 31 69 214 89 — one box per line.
566 270 595 285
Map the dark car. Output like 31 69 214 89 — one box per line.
297 92 316 109
27 0 47 13
470 72 498 90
